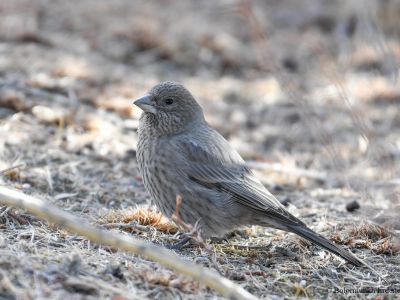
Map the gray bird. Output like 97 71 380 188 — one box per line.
134 81 362 266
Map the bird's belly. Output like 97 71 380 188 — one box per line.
140 166 239 236
143 168 178 218
137 146 179 219
137 140 246 238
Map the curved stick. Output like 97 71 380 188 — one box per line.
0 186 257 300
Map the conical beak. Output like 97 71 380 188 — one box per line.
133 95 157 114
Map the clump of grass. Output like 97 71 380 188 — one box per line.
214 244 261 258
0 163 26 181
99 206 178 234
332 222 397 255
349 223 390 240
138 267 200 292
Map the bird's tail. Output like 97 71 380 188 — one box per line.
287 225 363 267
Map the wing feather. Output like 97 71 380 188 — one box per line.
181 140 305 226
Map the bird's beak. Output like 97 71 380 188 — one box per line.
133 95 157 114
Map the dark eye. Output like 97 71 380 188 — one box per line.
164 98 174 105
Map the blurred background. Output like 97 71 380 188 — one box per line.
0 0 399 299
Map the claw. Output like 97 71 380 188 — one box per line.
167 234 192 250
209 236 229 244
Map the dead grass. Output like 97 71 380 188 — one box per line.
99 206 178 234
0 0 399 299
331 222 398 255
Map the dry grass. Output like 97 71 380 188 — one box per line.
99 206 178 234
0 0 400 299
331 222 397 255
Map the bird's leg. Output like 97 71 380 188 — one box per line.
167 233 192 250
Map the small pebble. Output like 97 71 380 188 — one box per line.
279 196 291 207
346 200 360 212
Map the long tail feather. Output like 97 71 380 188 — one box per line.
287 225 363 267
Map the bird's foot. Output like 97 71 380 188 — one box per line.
166 233 192 251
209 236 229 244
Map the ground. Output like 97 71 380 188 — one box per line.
0 0 400 299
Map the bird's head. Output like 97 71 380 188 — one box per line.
134 82 204 136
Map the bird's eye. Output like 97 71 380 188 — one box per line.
164 98 174 105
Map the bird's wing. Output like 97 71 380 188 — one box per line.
180 140 305 227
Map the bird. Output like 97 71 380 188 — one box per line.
134 81 362 266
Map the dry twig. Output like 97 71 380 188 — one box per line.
0 163 26 176
0 186 257 300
